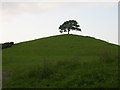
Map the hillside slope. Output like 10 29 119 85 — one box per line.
3 34 118 56
2 34 119 88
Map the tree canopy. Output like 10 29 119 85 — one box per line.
59 20 81 34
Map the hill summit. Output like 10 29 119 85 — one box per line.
3 34 118 56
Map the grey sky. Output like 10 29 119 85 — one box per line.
0 1 118 45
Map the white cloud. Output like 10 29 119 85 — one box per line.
0 2 64 23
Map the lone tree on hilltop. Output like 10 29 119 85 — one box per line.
59 20 81 34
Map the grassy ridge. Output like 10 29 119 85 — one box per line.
2 34 119 88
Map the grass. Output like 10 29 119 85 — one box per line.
2 34 119 88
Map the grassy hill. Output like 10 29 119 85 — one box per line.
2 34 119 88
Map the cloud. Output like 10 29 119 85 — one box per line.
1 2 62 13
1 2 117 14
0 2 117 22
0 2 64 22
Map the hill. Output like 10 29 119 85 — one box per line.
2 34 119 88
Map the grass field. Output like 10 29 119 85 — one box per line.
2 34 119 88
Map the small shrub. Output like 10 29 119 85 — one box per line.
2 42 14 49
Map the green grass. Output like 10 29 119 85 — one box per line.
2 34 119 88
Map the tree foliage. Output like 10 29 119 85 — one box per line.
59 20 81 34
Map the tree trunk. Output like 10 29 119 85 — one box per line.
68 29 70 34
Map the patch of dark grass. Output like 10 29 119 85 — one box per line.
99 48 117 63
28 60 56 79
28 58 81 80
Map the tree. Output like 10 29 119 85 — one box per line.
59 20 81 34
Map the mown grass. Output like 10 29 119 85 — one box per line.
2 34 119 88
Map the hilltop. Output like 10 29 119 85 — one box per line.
2 34 119 88
3 34 118 56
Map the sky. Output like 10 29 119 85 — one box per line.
0 0 119 45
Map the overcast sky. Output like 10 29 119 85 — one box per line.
0 0 118 45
